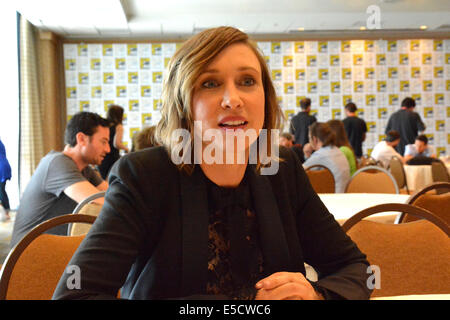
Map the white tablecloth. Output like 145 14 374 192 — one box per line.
318 193 410 225
403 165 433 192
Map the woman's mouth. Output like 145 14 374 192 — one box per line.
218 118 248 131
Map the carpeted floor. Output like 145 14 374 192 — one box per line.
0 211 15 266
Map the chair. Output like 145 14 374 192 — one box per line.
431 161 450 183
342 203 450 298
0 214 96 300
396 182 450 225
68 191 105 236
305 164 335 193
345 166 399 194
389 156 410 194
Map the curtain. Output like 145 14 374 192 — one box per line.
19 16 44 194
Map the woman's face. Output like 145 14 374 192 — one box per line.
191 43 265 160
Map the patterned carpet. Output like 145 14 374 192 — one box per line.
0 211 15 266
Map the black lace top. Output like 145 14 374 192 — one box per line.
205 174 264 299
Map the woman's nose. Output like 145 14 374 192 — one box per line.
220 83 243 109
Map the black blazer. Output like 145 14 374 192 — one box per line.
53 146 372 300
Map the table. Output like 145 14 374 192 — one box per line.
403 165 433 192
318 193 410 225
372 294 450 300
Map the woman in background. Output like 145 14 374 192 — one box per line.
98 105 129 179
303 122 351 193
327 120 357 175
0 137 12 221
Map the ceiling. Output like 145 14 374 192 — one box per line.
14 0 450 40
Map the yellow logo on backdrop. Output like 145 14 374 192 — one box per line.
389 94 399 106
411 67 421 78
152 72 163 83
283 56 293 67
142 113 152 125
365 41 374 52
296 96 306 108
90 58 101 70
399 54 409 65
103 44 113 56
284 83 294 94
318 42 328 53
295 69 305 80
435 120 445 131
436 147 446 157
387 41 397 52
376 54 386 65
331 82 341 93
332 109 341 119
129 127 140 140
153 99 162 110
435 93 444 105
425 134 434 144
103 72 114 84
423 107 434 118
79 101 89 111
377 81 386 92
152 44 162 55
330 55 340 66
115 58 126 70
365 68 375 79
66 87 76 98
78 44 88 56
434 40 443 51
128 72 139 84
378 108 388 119
423 80 433 91
412 94 422 105
366 95 376 106
284 110 295 121
140 58 150 69
320 96 329 107
104 100 115 112
341 41 351 52
127 44 137 56
434 67 443 78
343 95 352 106
65 59 76 70
307 55 317 67
447 80 450 91
91 86 101 98
78 73 89 84
410 40 420 51
319 69 329 80
422 53 432 64
308 82 317 93
294 42 304 53
400 80 410 92
353 54 363 66
446 53 450 64
129 100 139 111
164 57 171 68
388 67 398 79
354 81 364 93
272 69 282 81
116 86 127 98
342 68 351 79
367 121 376 132
141 85 151 97
271 42 281 54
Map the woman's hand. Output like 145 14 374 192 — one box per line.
303 143 313 159
254 272 324 300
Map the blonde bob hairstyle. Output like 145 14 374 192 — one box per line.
154 26 284 174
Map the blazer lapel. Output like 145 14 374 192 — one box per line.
247 166 291 276
179 166 209 296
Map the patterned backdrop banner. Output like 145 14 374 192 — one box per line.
64 39 450 156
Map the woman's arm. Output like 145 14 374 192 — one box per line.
113 124 130 153
52 156 157 299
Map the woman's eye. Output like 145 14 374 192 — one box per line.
241 77 255 86
202 80 219 89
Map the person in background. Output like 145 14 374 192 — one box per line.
327 120 357 176
0 137 12 222
303 122 351 193
53 26 372 301
371 130 405 168
131 126 158 152
279 132 305 163
289 97 317 146
98 105 129 179
404 134 436 163
385 97 426 155
10 112 110 248
342 102 367 159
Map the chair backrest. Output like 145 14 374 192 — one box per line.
345 166 399 194
69 203 103 236
305 164 335 193
342 203 450 298
0 214 96 300
396 182 450 224
72 191 106 214
389 156 409 193
431 161 450 183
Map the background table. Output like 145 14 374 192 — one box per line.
318 193 410 225
403 165 433 192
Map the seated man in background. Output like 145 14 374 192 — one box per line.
404 134 436 163
10 112 110 248
370 130 405 168
279 132 305 163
